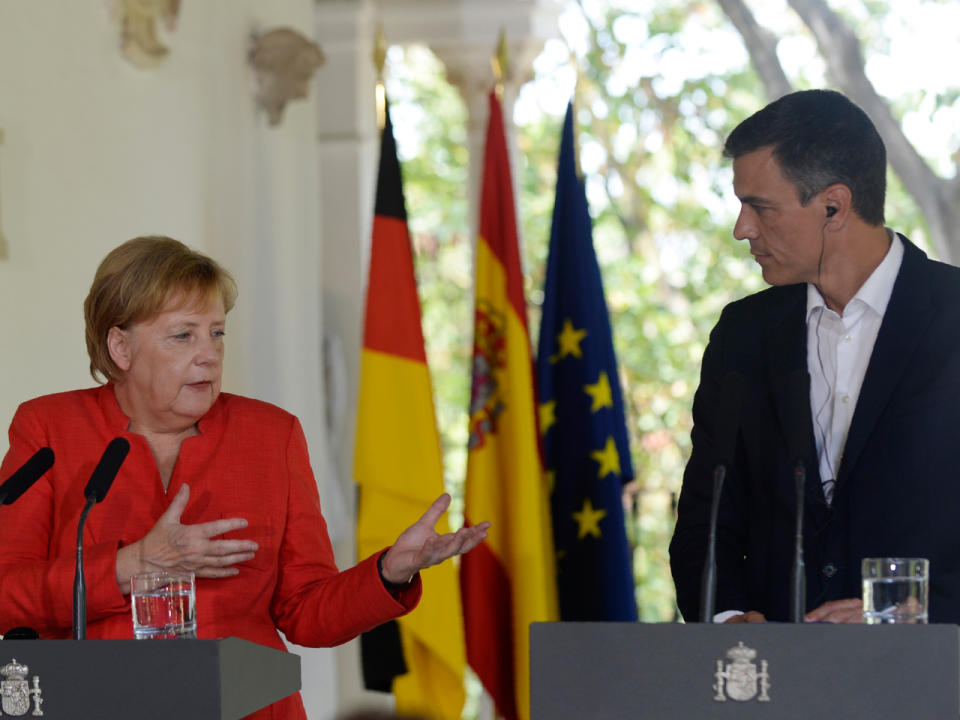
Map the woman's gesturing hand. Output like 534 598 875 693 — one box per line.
379 493 490 585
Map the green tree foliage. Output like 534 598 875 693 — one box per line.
386 0 958 626
520 0 770 620
385 46 473 526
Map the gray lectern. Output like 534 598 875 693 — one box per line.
531 622 960 719
0 637 300 718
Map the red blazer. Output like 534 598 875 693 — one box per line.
0 385 420 719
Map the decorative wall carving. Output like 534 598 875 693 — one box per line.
249 28 325 127
115 0 181 68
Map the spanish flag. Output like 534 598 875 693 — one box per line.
461 91 559 720
355 100 466 720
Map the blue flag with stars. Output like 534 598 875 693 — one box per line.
536 101 637 621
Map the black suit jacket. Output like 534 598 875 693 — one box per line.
670 236 960 622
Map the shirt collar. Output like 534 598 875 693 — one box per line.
806 229 903 321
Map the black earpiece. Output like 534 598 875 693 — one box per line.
826 206 837 218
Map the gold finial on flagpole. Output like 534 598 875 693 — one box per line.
491 28 509 101
373 24 387 130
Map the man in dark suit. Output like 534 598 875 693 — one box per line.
670 89 960 624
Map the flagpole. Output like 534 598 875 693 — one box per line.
571 64 583 180
491 28 508 102
373 25 387 131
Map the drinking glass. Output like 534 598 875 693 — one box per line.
131 570 197 639
861 557 928 624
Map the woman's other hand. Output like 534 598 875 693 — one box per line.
115 483 258 593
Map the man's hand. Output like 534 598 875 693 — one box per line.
380 493 490 585
805 598 863 623
116 484 259 593
724 610 767 623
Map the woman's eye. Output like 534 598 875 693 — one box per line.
174 332 191 341
212 329 226 338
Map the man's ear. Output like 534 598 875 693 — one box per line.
821 184 852 227
107 326 132 373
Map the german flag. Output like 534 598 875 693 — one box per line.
355 100 466 720
461 91 559 720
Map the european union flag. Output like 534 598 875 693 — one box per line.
536 101 637 621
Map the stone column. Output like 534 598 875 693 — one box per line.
314 0 383 716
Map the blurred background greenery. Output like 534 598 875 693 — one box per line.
382 0 958 623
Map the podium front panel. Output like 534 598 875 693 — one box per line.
0 638 299 719
531 622 959 719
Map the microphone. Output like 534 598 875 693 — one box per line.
74 437 130 639
783 371 811 623
3 626 39 640
700 371 745 622
0 447 55 506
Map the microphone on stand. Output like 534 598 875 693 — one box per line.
73 437 130 640
700 371 745 622
0 447 55 506
0 447 55 642
783 371 812 623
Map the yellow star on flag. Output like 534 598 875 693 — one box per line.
590 436 621 479
554 318 587 360
539 399 557 435
572 498 607 539
584 371 613 412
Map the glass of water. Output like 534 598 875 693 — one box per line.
131 570 197 639
861 558 929 624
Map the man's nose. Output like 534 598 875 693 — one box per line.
732 207 756 242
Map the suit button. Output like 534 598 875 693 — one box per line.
822 563 838 578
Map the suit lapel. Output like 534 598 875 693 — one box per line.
766 286 829 524
837 237 934 488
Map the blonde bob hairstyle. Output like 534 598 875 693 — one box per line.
84 236 238 383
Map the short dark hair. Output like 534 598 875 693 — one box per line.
723 89 886 225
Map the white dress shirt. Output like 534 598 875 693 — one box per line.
713 230 904 622
806 230 903 504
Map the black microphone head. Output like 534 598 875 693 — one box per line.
783 370 812 467
1 447 55 505
3 626 40 640
713 372 745 467
84 437 130 503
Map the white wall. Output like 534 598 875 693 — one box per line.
0 2 343 717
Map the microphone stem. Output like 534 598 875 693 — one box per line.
790 461 806 623
73 498 95 640
700 464 726 622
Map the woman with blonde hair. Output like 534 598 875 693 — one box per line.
0 236 488 720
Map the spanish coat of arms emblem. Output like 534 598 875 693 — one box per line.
0 658 43 716
713 641 770 702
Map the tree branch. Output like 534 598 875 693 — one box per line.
715 0 793 100
785 0 960 262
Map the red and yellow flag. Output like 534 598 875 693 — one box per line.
461 91 559 720
354 101 466 720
